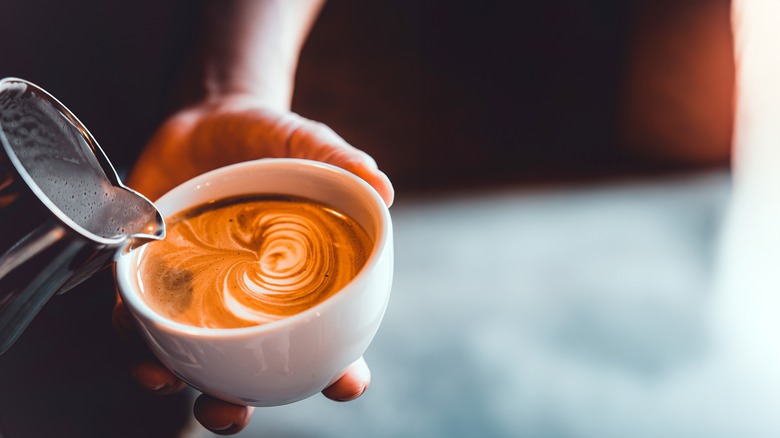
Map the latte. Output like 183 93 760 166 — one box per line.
136 195 373 329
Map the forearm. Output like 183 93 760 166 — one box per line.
184 0 324 110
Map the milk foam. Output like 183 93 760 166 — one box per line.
137 196 373 329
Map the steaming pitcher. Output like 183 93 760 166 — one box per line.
0 77 164 355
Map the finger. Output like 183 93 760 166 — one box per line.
111 299 140 344
193 394 254 435
130 358 188 395
116 286 189 396
322 356 371 402
287 119 395 207
341 160 395 207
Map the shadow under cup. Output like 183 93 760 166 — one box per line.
115 159 393 407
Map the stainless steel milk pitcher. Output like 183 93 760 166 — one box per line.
0 77 164 355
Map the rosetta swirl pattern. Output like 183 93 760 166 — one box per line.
137 197 371 328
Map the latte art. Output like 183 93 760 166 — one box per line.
137 196 373 329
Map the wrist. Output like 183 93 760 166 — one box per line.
190 0 321 112
201 64 295 111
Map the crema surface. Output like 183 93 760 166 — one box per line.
137 196 372 329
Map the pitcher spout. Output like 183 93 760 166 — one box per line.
0 77 168 355
121 187 166 252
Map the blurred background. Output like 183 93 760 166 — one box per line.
1 1 766 437
297 0 733 191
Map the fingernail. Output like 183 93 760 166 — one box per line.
209 423 234 432
141 381 167 391
131 371 167 392
337 384 366 402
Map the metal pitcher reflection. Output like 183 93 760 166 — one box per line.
0 77 165 355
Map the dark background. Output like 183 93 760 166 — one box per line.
0 0 734 195
295 0 733 192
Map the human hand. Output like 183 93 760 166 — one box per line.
127 94 394 205
116 93 393 435
113 299 371 435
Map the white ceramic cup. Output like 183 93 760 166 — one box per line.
115 158 393 407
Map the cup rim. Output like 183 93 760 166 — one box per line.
116 158 391 337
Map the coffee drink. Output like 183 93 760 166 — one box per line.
136 194 373 329
116 159 393 406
